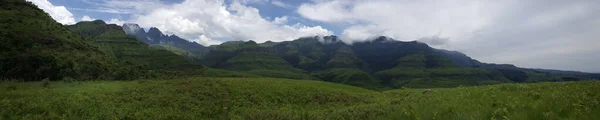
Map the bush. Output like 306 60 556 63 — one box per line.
42 78 50 88
62 77 75 83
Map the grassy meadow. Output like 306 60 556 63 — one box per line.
1 77 599 119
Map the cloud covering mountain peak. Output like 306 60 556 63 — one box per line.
124 0 333 46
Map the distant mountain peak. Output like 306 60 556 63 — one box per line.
120 24 210 56
323 35 340 42
123 23 138 26
148 27 160 31
147 27 163 35
374 36 389 42
146 27 165 42
221 40 245 44
122 23 144 35
91 20 106 25
316 35 402 45
169 34 180 38
316 35 342 44
246 40 258 45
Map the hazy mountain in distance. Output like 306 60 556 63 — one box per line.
122 24 210 57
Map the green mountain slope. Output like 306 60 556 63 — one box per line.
149 44 200 61
311 68 380 89
202 36 597 89
325 47 368 69
1 77 598 119
373 53 511 88
122 24 210 58
150 44 194 57
0 0 138 80
203 41 313 79
67 20 204 77
66 20 204 76
204 37 504 89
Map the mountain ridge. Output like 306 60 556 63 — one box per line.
122 23 210 58
0 0 153 80
119 23 599 88
3 0 593 87
117 24 596 75
200 35 598 89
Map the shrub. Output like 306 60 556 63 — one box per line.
62 77 75 83
42 78 50 88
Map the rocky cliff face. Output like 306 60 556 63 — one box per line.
121 24 210 57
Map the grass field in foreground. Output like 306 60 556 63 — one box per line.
1 77 599 119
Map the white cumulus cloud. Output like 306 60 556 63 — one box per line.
298 0 490 43
194 35 222 46
122 0 333 46
297 0 353 23
26 0 77 25
273 16 288 24
271 0 292 9
297 0 600 72
106 18 125 25
81 15 95 21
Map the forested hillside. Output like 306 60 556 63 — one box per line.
122 24 210 58
0 0 138 80
1 0 596 88
1 0 599 119
201 36 598 89
202 41 314 79
67 21 203 69
0 0 205 81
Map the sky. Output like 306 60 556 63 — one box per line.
26 0 600 73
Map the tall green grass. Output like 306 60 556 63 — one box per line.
1 78 598 119
381 81 600 119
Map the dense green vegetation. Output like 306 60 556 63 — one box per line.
200 36 599 89
66 21 201 69
122 24 210 58
372 54 511 88
1 0 599 119
203 41 314 80
0 0 210 81
150 44 196 58
312 68 381 89
1 78 598 119
65 20 208 78
0 0 143 81
380 80 600 119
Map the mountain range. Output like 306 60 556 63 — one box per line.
0 0 208 81
122 24 209 59
1 0 597 89
193 35 599 89
120 23 600 88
